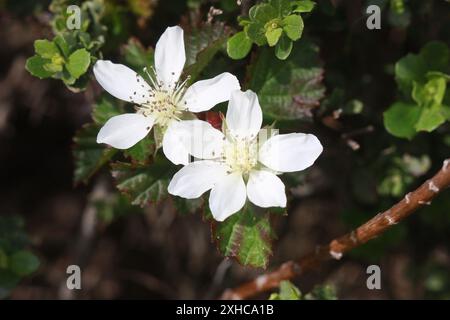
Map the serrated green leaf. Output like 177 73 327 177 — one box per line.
275 34 293 60
265 27 283 47
66 48 91 79
383 102 421 139
111 160 172 207
282 14 304 41
25 56 53 79
247 41 325 120
122 38 154 72
184 22 231 82
9 251 39 277
123 135 154 164
73 123 117 185
34 39 60 59
227 31 253 60
415 104 446 132
213 206 274 268
293 0 316 13
92 95 123 125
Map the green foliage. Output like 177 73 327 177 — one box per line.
73 95 123 185
269 281 337 300
227 0 314 60
73 123 118 185
212 205 275 268
247 40 325 120
384 41 450 138
121 38 154 72
26 0 107 91
269 280 301 300
184 22 231 83
227 31 252 60
0 216 39 299
111 158 173 207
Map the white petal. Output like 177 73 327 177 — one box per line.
247 170 286 208
183 73 241 112
168 160 228 199
209 172 246 222
97 113 154 149
259 133 323 172
93 60 151 104
163 120 225 165
154 26 185 89
226 90 262 139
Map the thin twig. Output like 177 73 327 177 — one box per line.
221 158 450 300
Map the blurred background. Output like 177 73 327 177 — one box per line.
0 0 450 299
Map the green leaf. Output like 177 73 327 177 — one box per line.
395 53 426 95
293 0 316 13
66 48 91 79
383 102 421 139
279 281 302 300
73 123 117 185
34 39 60 59
304 284 337 300
420 41 449 72
53 35 70 58
25 55 53 79
184 22 231 82
111 160 172 207
123 136 154 164
227 31 253 60
247 41 325 120
122 38 154 72
91 95 123 125
173 197 204 215
246 22 267 46
415 104 446 132
412 77 447 107
282 15 304 41
253 3 278 22
265 27 283 47
269 0 292 17
9 251 40 277
275 34 293 60
213 206 275 268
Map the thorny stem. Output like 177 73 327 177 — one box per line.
220 158 450 300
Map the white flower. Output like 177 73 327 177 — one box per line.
93 26 240 160
167 90 323 221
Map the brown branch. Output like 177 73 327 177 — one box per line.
221 158 450 300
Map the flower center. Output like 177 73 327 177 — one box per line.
224 137 258 175
140 90 182 127
137 68 189 127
